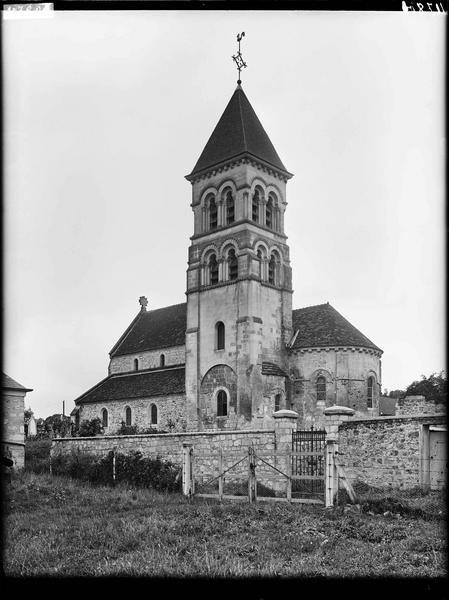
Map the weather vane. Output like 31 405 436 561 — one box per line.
232 32 247 85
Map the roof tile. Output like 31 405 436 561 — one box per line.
75 366 186 405
291 303 382 352
187 86 291 179
110 303 186 357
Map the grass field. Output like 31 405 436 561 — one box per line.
3 470 447 578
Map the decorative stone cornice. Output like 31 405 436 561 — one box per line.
185 154 293 185
289 346 383 358
186 276 293 295
189 219 288 242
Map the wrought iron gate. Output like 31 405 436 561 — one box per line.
291 427 326 500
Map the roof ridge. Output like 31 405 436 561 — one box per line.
143 301 187 314
293 302 330 312
237 87 248 151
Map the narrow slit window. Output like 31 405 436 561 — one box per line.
226 192 235 225
209 254 219 285
150 404 158 425
252 190 259 222
274 394 281 412
268 254 276 284
316 376 326 403
209 198 217 230
257 249 263 279
217 390 227 417
125 406 132 427
266 198 273 229
134 358 139 371
102 408 108 428
367 377 374 408
160 354 165 367
216 321 225 350
228 249 238 280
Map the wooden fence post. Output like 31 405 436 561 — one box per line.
112 446 117 487
325 439 337 508
218 446 223 501
248 446 256 503
182 443 194 497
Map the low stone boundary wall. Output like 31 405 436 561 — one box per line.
51 428 276 467
50 411 301 493
337 414 446 489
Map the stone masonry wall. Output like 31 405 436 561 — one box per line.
289 348 381 428
51 428 277 488
395 395 446 418
51 411 299 494
109 345 185 375
2 390 26 468
78 394 187 434
337 414 445 489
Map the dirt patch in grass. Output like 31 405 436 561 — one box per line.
3 472 447 577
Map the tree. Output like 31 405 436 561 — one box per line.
78 418 103 437
388 389 406 400
24 407 34 422
405 371 446 404
44 413 72 437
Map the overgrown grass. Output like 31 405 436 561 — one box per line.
3 471 447 577
24 438 52 474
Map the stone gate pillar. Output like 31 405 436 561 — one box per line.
323 405 355 441
274 409 299 449
323 406 354 507
273 410 298 493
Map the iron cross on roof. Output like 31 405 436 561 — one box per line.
232 32 247 85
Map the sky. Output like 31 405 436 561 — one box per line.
3 10 445 419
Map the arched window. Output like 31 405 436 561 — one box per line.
160 354 165 367
209 197 218 230
228 249 238 280
367 376 374 408
274 394 281 412
316 376 326 403
209 253 219 285
266 198 273 229
226 191 235 225
102 408 108 428
134 358 139 371
216 321 225 350
252 189 260 222
268 254 276 284
125 406 132 427
150 404 158 425
217 390 227 417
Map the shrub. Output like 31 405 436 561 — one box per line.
78 418 103 437
115 422 168 435
25 439 52 473
115 422 139 436
50 450 181 493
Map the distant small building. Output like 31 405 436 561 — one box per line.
25 414 37 438
2 373 33 468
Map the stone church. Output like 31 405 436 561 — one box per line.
72 83 383 434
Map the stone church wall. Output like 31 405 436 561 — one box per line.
289 347 381 428
109 345 185 374
78 394 187 434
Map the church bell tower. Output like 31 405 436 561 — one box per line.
184 42 293 431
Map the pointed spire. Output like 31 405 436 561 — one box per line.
186 86 292 180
